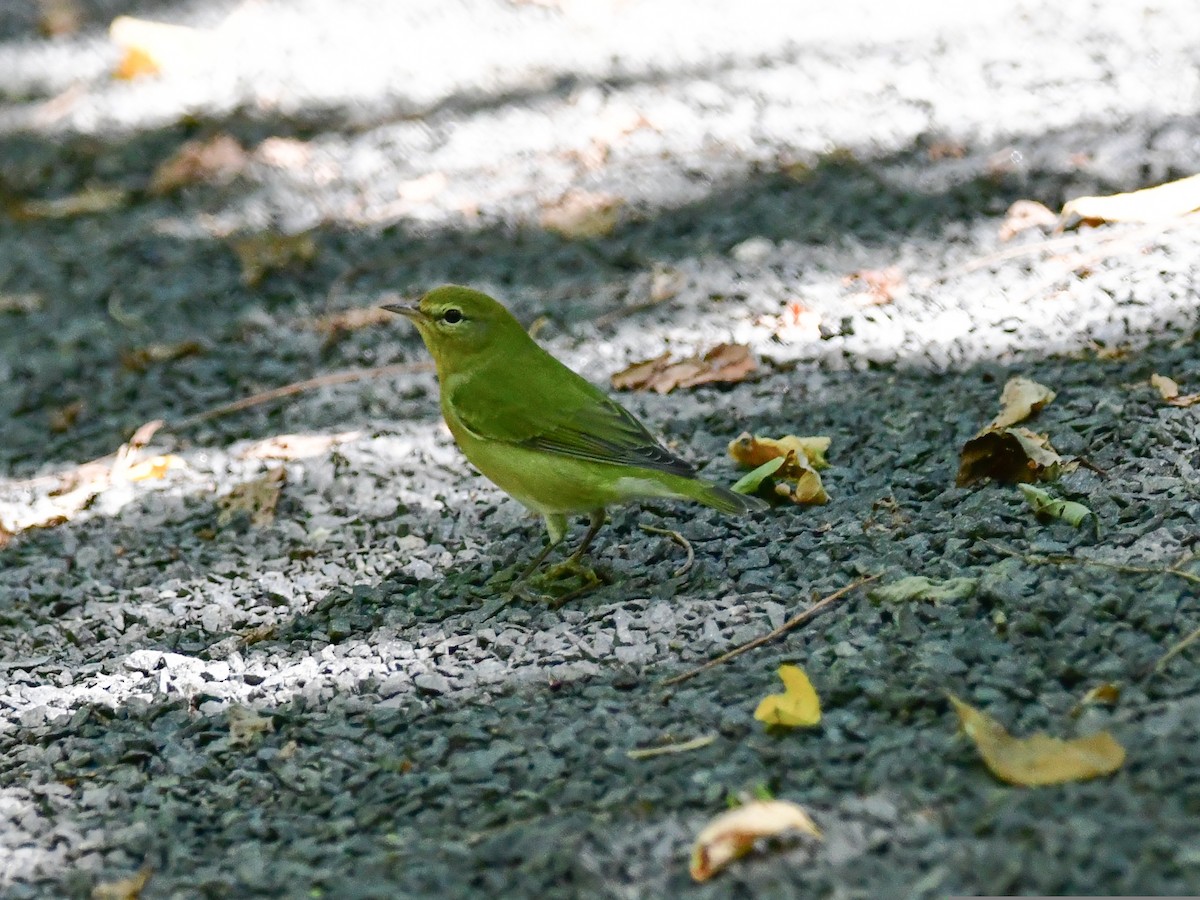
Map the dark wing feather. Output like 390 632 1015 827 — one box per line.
449 350 697 478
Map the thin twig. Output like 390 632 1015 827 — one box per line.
986 541 1200 585
640 523 695 577
626 733 717 760
167 361 432 430
1154 624 1200 674
660 575 878 688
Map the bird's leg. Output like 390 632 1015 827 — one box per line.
514 513 568 582
538 509 607 599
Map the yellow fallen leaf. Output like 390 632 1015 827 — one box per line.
728 432 830 471
988 376 1056 429
217 468 286 527
109 16 214 80
690 800 821 882
1060 173 1200 229
754 664 821 728
949 694 1125 786
728 434 831 505
1150 373 1200 407
123 454 185 482
91 864 153 900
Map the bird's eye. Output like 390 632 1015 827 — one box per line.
442 308 463 324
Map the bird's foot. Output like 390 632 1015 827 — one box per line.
527 559 606 606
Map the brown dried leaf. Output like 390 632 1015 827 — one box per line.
240 431 361 461
230 231 317 287
611 344 756 394
217 468 286 527
540 189 624 239
120 339 206 372
49 400 84 433
949 695 1125 786
150 135 247 194
690 800 822 882
1060 173 1200 229
957 426 1062 486
988 376 1057 429
999 200 1058 241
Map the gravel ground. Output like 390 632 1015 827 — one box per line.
1 1 1199 897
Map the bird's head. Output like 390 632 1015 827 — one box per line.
384 285 526 374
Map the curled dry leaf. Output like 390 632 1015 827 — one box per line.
869 575 978 604
1150 373 1200 407
217 467 286 527
958 378 1061 487
1018 484 1096 529
240 431 361 461
228 705 274 746
611 344 756 394
690 800 822 882
230 231 317 287
989 376 1057 429
949 694 1125 786
999 200 1058 241
957 426 1062 486
728 432 830 505
150 135 247 194
540 189 624 239
754 664 821 728
1060 173 1200 229
729 432 830 471
256 137 311 170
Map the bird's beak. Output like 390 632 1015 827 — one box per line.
382 303 426 323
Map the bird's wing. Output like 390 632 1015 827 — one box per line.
449 356 697 478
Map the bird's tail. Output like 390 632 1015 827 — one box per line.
693 480 770 515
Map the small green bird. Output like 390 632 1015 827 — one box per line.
385 285 766 591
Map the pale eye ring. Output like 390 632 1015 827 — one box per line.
442 308 463 324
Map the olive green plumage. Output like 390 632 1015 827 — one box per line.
385 285 765 578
